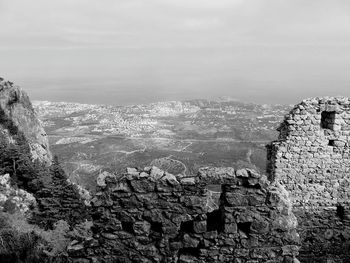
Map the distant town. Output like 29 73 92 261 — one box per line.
33 99 289 191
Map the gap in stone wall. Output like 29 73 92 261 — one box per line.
321 111 336 130
328 140 335 146
206 209 223 232
121 221 134 233
150 221 163 233
237 222 252 237
337 204 345 220
178 247 200 257
180 220 194 233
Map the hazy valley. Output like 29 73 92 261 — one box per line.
34 99 289 192
1 78 349 262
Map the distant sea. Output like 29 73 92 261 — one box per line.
3 46 349 106
21 77 347 107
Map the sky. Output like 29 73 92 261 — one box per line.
0 0 350 105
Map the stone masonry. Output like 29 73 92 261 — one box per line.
68 96 350 262
267 97 350 262
69 166 300 263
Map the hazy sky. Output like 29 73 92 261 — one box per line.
1 0 350 105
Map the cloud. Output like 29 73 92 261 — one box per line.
181 17 223 30
1 0 350 104
1 0 350 49
154 0 245 9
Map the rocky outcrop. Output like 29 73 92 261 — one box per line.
70 167 300 263
0 174 36 214
0 78 88 230
0 78 52 165
267 97 350 262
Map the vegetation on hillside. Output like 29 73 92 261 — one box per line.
0 212 91 263
0 113 91 261
0 128 89 227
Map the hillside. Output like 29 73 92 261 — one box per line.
0 79 89 262
0 79 300 263
2 78 350 262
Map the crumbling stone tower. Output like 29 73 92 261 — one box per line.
268 97 350 263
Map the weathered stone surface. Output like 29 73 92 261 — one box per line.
67 242 85 257
74 167 300 262
149 166 164 180
236 169 249 178
68 97 350 262
267 96 350 262
180 177 196 185
133 221 151 236
193 220 206 233
163 172 179 184
126 167 138 175
96 171 115 188
198 167 236 184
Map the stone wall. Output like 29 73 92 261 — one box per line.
70 167 300 263
267 97 350 262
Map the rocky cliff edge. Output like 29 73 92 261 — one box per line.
0 78 52 165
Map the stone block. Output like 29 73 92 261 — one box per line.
112 182 131 192
193 220 207 233
180 177 196 185
133 221 151 236
224 192 249 206
236 169 249 178
183 234 200 248
234 249 249 258
224 223 237 233
150 166 164 180
130 180 155 193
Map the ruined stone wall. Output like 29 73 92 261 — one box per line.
70 167 300 263
267 97 350 262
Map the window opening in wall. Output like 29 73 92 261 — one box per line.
340 233 346 242
237 222 252 236
150 221 163 233
177 247 200 257
121 221 134 233
206 209 223 232
206 184 222 210
337 204 345 220
180 220 194 233
321 111 336 130
149 221 163 240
